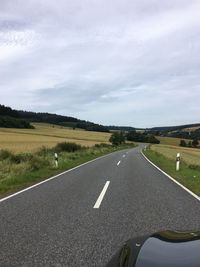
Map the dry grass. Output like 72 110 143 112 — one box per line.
0 123 111 153
151 144 200 166
182 126 200 132
156 136 191 146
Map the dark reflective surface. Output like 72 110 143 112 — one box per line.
106 230 200 267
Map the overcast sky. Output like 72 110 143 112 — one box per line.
0 0 200 127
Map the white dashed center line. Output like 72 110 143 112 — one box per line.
117 161 121 166
93 181 110 209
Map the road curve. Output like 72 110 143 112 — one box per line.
0 144 200 266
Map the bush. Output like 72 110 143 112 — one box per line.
146 135 160 144
37 146 51 156
54 142 82 152
10 154 22 164
0 149 13 160
180 140 187 147
188 141 192 147
7 153 34 164
28 156 48 171
109 132 125 146
188 164 200 170
192 139 199 147
94 143 111 148
126 131 160 144
0 151 41 166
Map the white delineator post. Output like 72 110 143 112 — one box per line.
54 152 58 168
176 153 180 171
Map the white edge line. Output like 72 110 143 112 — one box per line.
117 161 121 166
93 181 110 209
141 150 200 202
0 152 114 204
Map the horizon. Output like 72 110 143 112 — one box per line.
0 0 200 127
1 103 200 129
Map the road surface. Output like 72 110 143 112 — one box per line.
0 144 200 266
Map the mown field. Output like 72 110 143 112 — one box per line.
156 136 191 146
151 144 200 166
144 142 200 196
0 123 111 153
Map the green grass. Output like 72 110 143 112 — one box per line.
144 146 200 196
0 143 136 197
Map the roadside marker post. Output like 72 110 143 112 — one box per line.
54 153 58 168
176 153 180 171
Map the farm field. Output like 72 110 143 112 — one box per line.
151 144 200 166
0 123 111 153
156 136 191 146
182 125 200 132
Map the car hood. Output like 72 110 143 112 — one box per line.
106 230 200 267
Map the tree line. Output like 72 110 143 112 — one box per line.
18 110 109 132
0 104 109 132
0 105 33 129
0 115 34 129
180 139 199 148
147 128 200 140
109 130 160 145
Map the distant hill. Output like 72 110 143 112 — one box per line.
149 123 200 133
1 104 199 137
0 104 109 132
147 123 200 140
106 125 135 132
17 110 109 132
0 105 33 129
0 104 19 118
0 115 34 129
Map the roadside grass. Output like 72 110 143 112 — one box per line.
0 123 111 153
144 146 200 196
0 142 136 197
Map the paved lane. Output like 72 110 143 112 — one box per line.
0 145 200 266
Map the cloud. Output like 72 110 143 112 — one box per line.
0 0 200 127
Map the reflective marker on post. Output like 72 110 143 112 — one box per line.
176 153 180 171
54 152 58 168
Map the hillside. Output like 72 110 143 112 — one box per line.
0 115 34 129
149 123 200 132
1 104 200 136
18 110 110 132
0 104 109 132
1 104 134 132
147 123 200 140
0 105 33 129
107 125 135 131
18 110 137 132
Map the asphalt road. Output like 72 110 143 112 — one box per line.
0 144 200 266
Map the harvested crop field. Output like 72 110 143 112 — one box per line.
151 144 200 166
156 136 191 146
0 123 111 153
